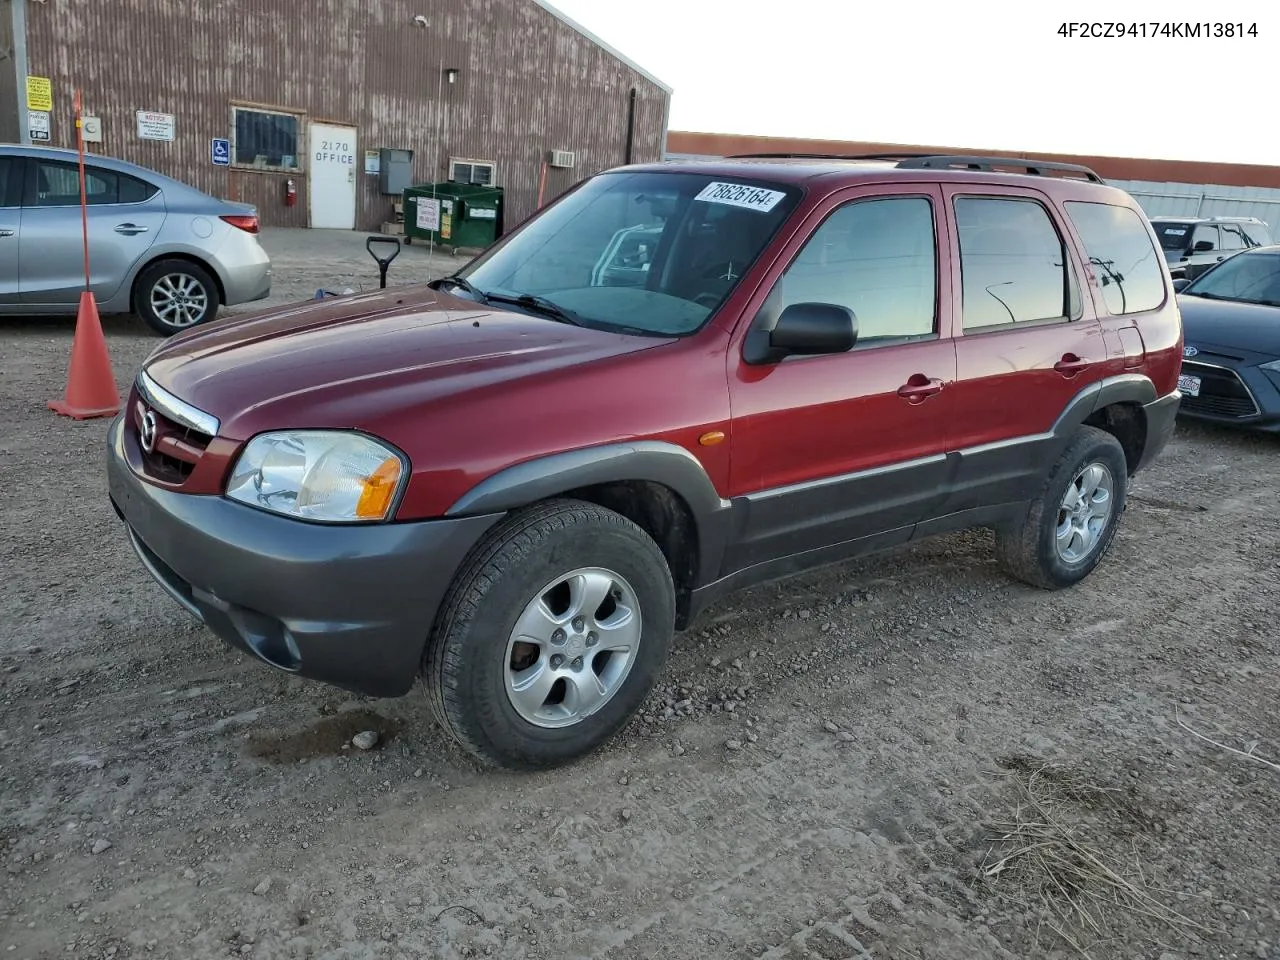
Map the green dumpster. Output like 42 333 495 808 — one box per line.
402 182 504 252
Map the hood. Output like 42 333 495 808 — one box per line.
1177 294 1280 357
142 284 671 439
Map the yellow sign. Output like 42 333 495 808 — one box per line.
26 76 53 112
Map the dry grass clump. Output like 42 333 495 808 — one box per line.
976 755 1205 958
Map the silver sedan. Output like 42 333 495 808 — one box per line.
0 144 271 335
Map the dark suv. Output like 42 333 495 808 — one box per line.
107 154 1183 769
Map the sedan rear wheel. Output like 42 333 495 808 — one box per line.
134 259 221 336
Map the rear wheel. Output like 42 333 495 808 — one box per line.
133 259 221 336
995 425 1128 589
424 499 675 770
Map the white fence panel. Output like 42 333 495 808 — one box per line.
1111 179 1280 226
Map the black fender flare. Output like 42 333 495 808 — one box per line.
1052 373 1157 436
445 441 733 588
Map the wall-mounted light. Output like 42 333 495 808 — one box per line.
444 68 459 85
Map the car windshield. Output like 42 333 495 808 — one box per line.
1183 250 1280 306
1153 222 1193 251
454 170 801 336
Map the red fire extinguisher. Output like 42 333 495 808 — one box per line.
284 178 297 207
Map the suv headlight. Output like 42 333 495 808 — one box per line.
1260 359 1280 375
225 430 408 523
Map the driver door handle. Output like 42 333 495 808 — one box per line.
0 229 14 237
897 375 944 404
114 223 148 235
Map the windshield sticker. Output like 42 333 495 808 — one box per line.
1162 228 1187 236
694 182 787 213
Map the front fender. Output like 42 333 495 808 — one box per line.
445 440 733 588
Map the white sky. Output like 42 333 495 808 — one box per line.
547 0 1275 166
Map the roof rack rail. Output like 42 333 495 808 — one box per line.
894 155 1105 183
719 151 1106 183
725 152 932 161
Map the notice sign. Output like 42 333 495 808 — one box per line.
416 197 441 232
26 76 52 112
27 110 50 142
136 110 175 142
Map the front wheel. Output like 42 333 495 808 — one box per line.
133 259 221 336
424 499 675 770
995 425 1128 590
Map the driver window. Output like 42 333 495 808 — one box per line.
1191 224 1219 251
773 197 937 345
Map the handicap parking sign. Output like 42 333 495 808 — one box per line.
211 138 230 166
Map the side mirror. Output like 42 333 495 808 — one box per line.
768 302 857 357
1171 277 1191 293
1192 239 1215 253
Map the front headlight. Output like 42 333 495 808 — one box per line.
225 430 408 523
1260 360 1280 375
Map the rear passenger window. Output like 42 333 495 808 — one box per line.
955 197 1077 330
0 158 14 207
1219 225 1245 251
1065 201 1166 315
35 161 117 206
775 196 937 346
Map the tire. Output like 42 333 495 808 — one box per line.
995 425 1128 590
133 259 221 336
424 499 676 770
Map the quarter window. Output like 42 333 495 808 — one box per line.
773 196 938 345
232 106 302 171
1064 201 1165 315
1239 222 1272 246
955 196 1076 330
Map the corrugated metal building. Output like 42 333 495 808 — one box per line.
1 0 670 232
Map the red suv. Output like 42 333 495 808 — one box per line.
107 154 1182 769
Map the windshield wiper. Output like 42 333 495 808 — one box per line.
485 292 584 327
429 275 487 302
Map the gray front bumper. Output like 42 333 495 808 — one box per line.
106 416 501 697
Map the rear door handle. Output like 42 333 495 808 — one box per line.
897 375 944 404
0 229 14 237
1054 354 1091 377
114 223 148 235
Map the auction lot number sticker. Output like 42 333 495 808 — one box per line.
695 181 787 213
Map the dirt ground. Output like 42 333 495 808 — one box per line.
2 230 1279 960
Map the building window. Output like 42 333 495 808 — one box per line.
449 158 495 185
232 106 302 172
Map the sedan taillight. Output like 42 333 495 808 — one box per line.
220 214 260 234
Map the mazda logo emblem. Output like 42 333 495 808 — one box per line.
140 410 158 453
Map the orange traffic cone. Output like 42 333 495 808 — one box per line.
48 291 121 420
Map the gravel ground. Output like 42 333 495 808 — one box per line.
2 230 1279 960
